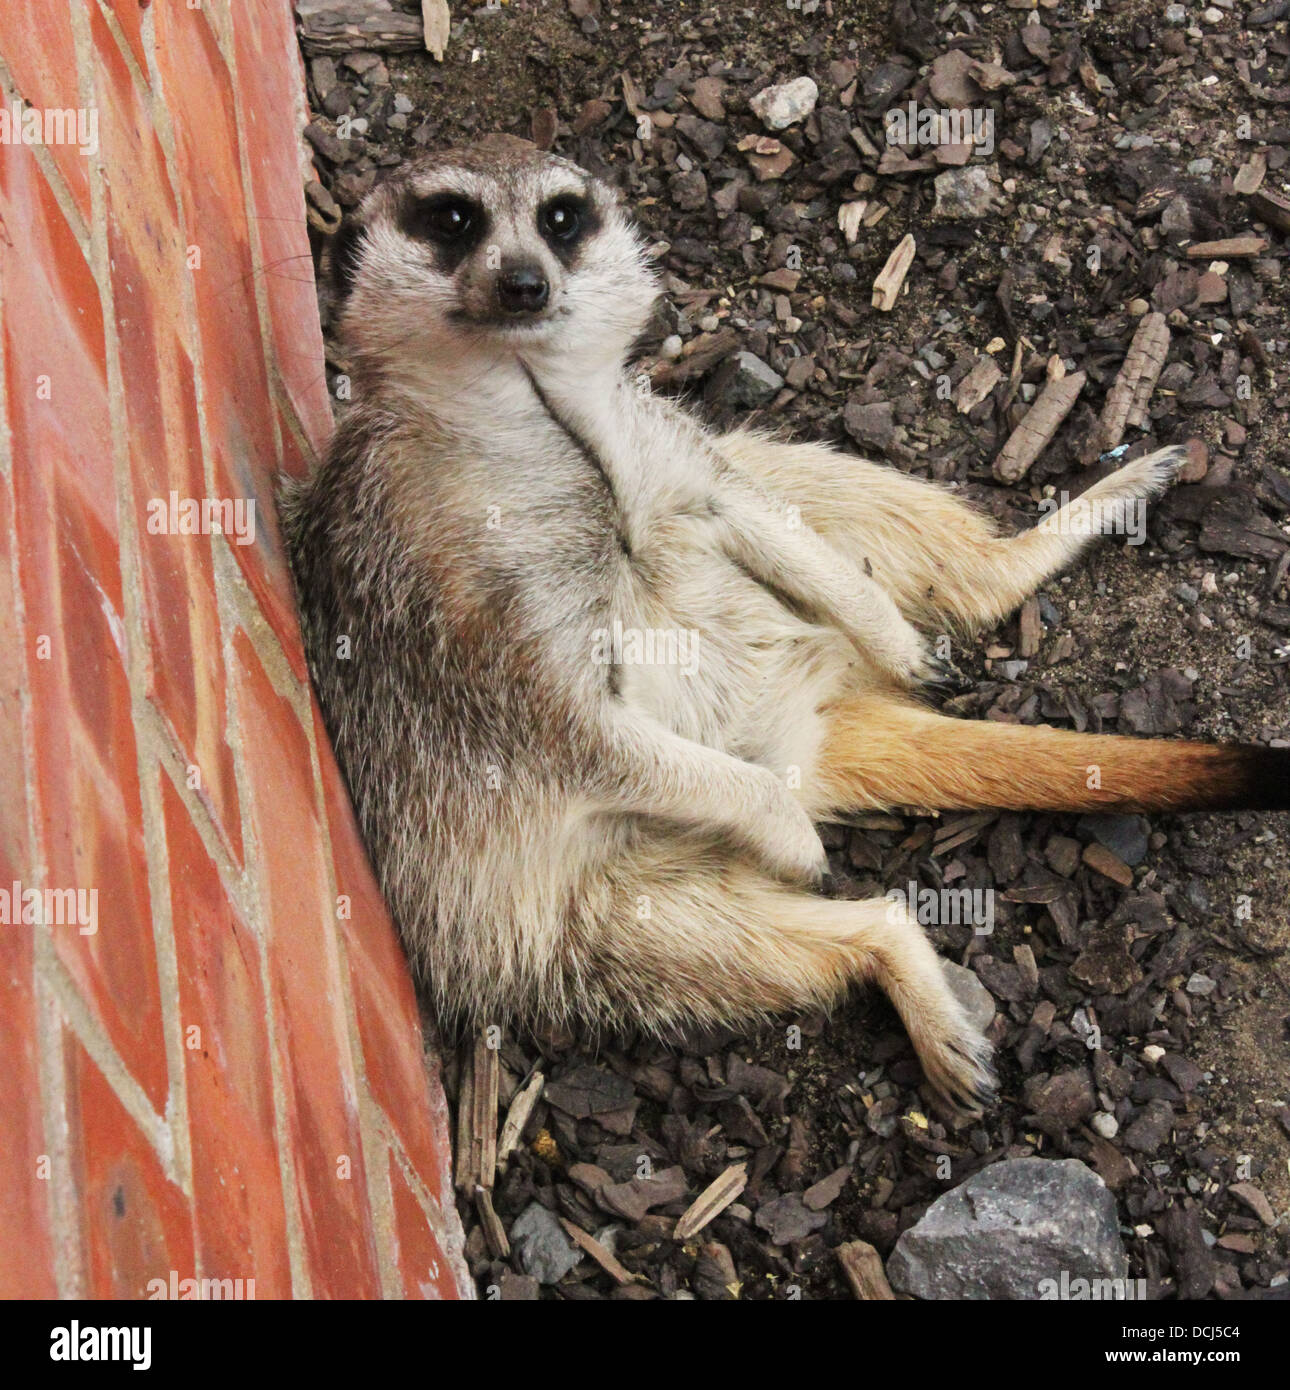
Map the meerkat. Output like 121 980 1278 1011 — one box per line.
282 135 1288 1115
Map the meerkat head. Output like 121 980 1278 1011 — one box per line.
332 135 658 378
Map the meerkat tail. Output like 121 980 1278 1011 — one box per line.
814 695 1290 815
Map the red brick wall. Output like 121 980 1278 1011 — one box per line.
0 0 468 1300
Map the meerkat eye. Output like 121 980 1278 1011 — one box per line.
410 195 480 246
539 197 585 244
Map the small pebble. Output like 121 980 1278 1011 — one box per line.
1092 1112 1119 1139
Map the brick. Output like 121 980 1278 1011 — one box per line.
113 231 243 862
64 1034 194 1299
152 3 306 680
232 630 380 1296
388 1150 460 1300
0 138 121 614
0 470 30 881
278 398 322 484
231 0 332 455
244 406 310 684
25 490 168 1112
90 0 184 350
162 773 291 1296
101 0 149 78
0 907 54 1299
0 477 53 1299
0 144 167 1112
315 705 455 1210
0 0 468 1301
0 0 92 218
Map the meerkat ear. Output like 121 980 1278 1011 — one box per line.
328 215 366 300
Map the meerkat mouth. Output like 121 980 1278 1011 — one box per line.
449 306 570 335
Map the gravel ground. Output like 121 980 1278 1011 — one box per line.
293 0 1290 1299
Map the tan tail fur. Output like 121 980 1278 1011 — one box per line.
814 694 1290 816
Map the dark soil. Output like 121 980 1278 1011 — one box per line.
294 0 1290 1299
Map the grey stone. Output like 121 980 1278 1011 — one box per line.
1024 1068 1097 1126
544 1063 633 1117
669 168 709 211
941 959 996 1033
932 166 998 220
495 1269 540 1300
842 399 895 450
510 1202 582 1285
1077 813 1150 867
750 76 818 131
704 351 784 408
887 1158 1127 1300
1123 1099 1175 1155
754 1193 829 1245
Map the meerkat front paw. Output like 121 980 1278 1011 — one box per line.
852 613 933 689
744 778 829 885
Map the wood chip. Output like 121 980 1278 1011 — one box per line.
530 107 558 151
649 328 738 388
993 369 1085 483
298 3 424 54
454 1042 475 1193
421 0 450 61
955 354 1003 413
1018 594 1043 658
1233 152 1267 196
558 1218 641 1285
836 1240 897 1299
465 1030 499 1191
673 1163 747 1241
1082 842 1133 887
1184 235 1268 259
1228 1181 1276 1227
1099 311 1169 451
497 1071 544 1169
838 201 867 244
621 71 645 118
475 1185 510 1259
871 233 916 312
803 1164 852 1210
1251 189 1290 235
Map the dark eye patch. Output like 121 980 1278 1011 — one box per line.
538 193 597 263
400 192 487 270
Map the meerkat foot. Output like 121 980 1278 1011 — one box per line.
906 994 997 1118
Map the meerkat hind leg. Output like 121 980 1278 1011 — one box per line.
720 432 1187 634
589 850 995 1114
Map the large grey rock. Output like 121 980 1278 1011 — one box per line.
887 1158 1127 1300
510 1202 582 1285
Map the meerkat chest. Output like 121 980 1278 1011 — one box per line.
613 510 846 755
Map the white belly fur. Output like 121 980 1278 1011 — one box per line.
613 516 863 789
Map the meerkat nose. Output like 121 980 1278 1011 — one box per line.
497 264 549 314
